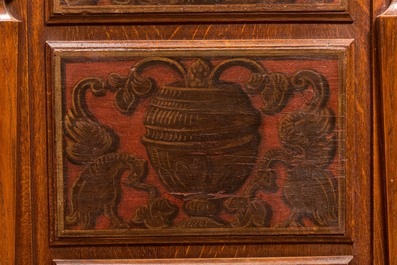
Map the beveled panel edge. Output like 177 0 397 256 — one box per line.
377 1 397 264
52 0 348 13
46 0 352 24
46 39 354 246
53 256 354 265
45 12 353 24
46 39 355 51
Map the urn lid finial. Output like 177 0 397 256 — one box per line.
186 59 212 88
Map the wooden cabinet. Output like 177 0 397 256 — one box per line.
0 0 396 264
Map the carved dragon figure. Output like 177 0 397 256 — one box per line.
66 152 148 229
239 69 339 228
64 73 178 230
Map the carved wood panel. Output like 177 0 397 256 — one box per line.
53 256 353 265
0 0 378 261
48 0 350 22
48 40 351 244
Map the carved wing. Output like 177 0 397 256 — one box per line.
64 110 119 164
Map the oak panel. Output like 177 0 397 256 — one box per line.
11 0 375 262
47 0 351 23
377 0 397 263
0 2 19 265
48 40 352 245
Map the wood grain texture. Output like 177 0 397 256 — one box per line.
48 40 349 243
372 0 389 264
377 0 397 264
2 1 36 264
10 0 35 263
37 18 368 265
0 1 19 265
46 0 351 23
11 0 378 263
53 256 354 265
373 86 388 265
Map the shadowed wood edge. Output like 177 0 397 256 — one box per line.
53 256 354 265
0 1 19 265
377 0 397 264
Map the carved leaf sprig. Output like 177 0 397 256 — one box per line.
224 197 271 228
133 198 178 229
290 70 330 112
245 73 267 94
123 167 179 229
246 72 291 115
108 70 156 115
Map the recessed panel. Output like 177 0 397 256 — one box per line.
49 0 350 22
48 40 350 243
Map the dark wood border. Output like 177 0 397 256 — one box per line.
46 0 352 23
53 256 354 265
47 40 353 246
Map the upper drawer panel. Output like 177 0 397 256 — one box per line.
48 0 351 23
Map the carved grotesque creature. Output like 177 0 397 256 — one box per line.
66 153 148 229
279 108 338 227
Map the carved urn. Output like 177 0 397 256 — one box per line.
141 59 261 225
